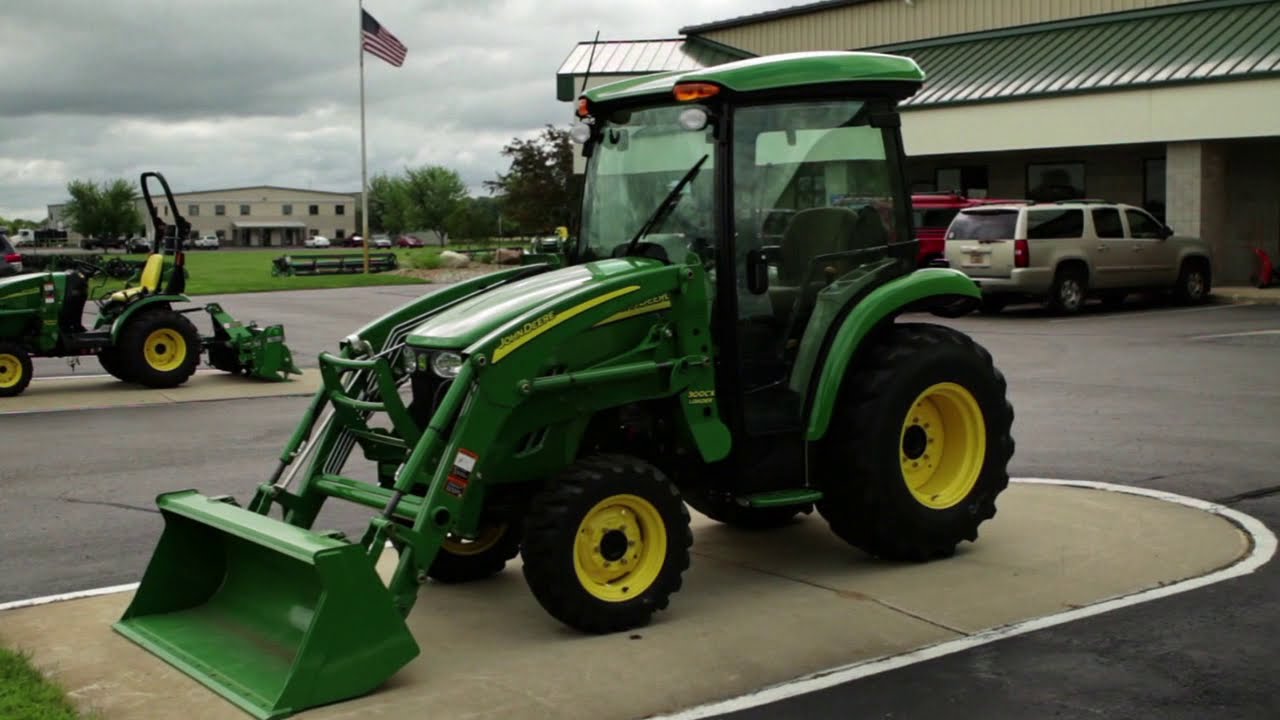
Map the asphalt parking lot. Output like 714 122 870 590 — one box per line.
4 289 1280 718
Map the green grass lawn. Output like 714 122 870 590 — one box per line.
92 248 438 296
0 647 83 720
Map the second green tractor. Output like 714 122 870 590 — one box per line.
115 50 1015 720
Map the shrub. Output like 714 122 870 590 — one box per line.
409 252 443 270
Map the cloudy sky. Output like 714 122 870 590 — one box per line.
0 0 787 221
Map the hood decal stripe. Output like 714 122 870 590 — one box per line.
492 285 641 364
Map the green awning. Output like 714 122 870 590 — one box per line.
875 0 1280 108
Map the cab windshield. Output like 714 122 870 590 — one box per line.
577 104 717 263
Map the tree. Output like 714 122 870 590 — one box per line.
485 125 583 236
445 197 499 243
366 165 468 241
402 166 468 242
62 178 141 239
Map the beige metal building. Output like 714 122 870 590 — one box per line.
557 0 1280 284
49 185 359 247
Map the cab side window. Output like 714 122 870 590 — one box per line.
1026 209 1084 239
1125 209 1163 239
1091 208 1124 238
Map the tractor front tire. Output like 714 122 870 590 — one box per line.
815 322 1014 562
118 309 201 388
521 454 692 634
0 342 33 397
427 522 522 584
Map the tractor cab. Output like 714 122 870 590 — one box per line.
570 53 922 444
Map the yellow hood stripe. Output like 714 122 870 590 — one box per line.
492 285 640 363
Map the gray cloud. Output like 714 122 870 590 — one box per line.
0 0 781 220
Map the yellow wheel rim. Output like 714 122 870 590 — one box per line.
573 494 667 602
899 382 986 510
441 524 506 557
0 354 22 389
143 329 186 372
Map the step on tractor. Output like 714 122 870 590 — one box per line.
115 52 1015 719
0 172 300 396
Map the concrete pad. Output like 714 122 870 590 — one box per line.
0 481 1256 720
0 369 321 415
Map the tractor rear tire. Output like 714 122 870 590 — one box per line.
118 309 201 389
521 454 692 634
815 322 1014 562
96 347 134 383
426 522 522 584
0 342 33 397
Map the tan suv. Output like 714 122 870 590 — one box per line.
942 201 1213 314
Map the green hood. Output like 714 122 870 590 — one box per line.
406 258 653 350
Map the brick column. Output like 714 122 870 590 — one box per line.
1166 141 1232 283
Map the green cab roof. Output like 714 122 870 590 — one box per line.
582 50 925 106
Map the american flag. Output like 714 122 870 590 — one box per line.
362 9 407 67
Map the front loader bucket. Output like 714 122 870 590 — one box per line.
113 490 419 720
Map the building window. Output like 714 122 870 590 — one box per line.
239 204 250 216
936 166 989 197
215 230 225 240
283 204 293 215
215 204 225 216
1143 158 1166 222
335 204 345 215
309 228 319 237
188 204 199 216
309 204 319 215
335 229 345 239
1027 163 1085 202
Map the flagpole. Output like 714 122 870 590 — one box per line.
358 0 370 274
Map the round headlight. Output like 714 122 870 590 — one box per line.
431 351 464 378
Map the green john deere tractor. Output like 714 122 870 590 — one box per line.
114 52 1014 719
0 172 299 396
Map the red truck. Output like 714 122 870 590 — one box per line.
911 192 1026 267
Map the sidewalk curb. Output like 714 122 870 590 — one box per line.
1212 288 1280 306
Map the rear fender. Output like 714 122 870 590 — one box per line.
804 268 980 442
108 294 189 341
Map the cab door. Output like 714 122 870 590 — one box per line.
1089 206 1132 287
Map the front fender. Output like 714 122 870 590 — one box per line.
108 294 190 341
805 268 980 442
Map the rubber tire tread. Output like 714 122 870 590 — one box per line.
97 347 134 382
815 322 1015 562
521 453 692 634
427 523 522 584
0 342 33 397
1173 260 1211 305
1047 266 1087 315
118 309 201 388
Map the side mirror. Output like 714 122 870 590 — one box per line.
746 248 770 294
1161 224 1174 239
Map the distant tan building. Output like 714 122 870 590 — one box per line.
557 0 1280 285
49 185 359 247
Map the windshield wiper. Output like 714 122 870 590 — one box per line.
625 153 709 256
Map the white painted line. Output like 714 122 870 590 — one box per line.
649 478 1277 720
0 583 139 612
1048 302 1250 323
1190 329 1280 341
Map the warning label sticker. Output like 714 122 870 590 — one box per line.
445 448 478 498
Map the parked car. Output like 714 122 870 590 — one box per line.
371 234 392 249
911 191 1027 268
305 235 331 248
1 235 22 275
395 234 423 248
193 235 220 250
341 235 364 247
80 236 126 251
127 236 152 254
942 200 1213 314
